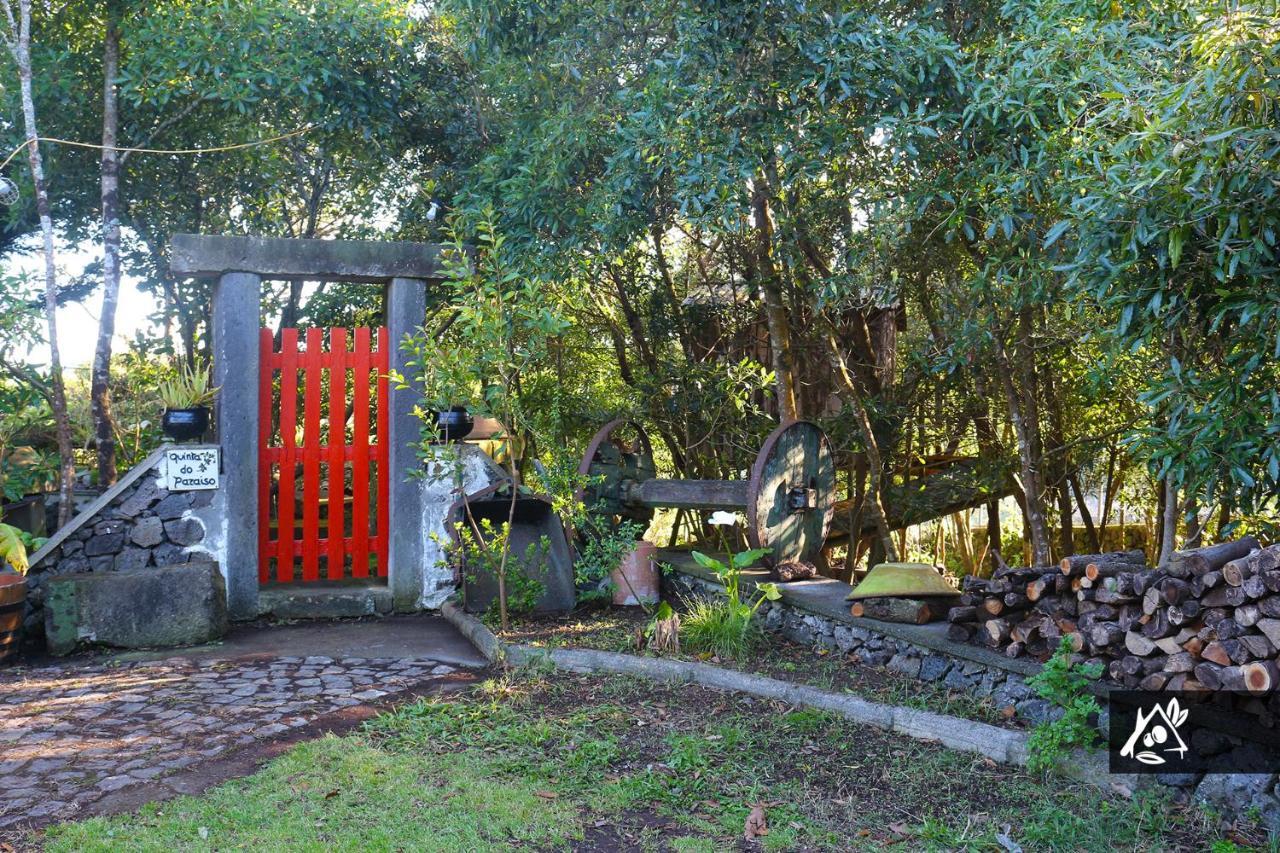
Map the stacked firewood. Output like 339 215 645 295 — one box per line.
947 537 1280 692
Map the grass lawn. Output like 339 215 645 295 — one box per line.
37 669 1237 852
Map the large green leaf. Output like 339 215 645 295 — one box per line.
0 523 29 575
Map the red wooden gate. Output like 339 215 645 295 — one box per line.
258 327 390 584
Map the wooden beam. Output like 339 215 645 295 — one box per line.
629 479 751 511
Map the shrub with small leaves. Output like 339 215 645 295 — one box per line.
1025 637 1104 773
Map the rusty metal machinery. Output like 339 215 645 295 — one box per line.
577 419 836 567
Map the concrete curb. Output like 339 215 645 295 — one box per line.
440 601 504 664
439 601 1031 766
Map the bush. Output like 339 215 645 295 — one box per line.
679 546 778 660
1025 637 1104 773
680 596 761 660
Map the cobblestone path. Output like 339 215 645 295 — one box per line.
0 654 466 832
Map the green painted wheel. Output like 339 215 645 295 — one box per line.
576 419 657 528
746 420 836 566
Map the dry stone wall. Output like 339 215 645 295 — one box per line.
663 570 1050 722
24 460 215 639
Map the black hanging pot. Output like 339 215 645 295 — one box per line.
162 407 210 443
431 406 474 442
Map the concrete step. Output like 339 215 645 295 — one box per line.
257 583 393 620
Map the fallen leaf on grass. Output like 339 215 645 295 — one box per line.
534 790 559 800
744 802 769 839
324 790 339 799
1110 780 1134 799
995 823 1023 853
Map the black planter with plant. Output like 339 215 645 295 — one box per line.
430 406 474 442
161 407 210 443
158 359 219 443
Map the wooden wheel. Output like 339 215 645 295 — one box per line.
747 420 836 566
576 418 657 527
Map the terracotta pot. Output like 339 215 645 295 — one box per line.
0 574 26 664
610 540 659 606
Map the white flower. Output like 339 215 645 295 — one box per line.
708 511 741 527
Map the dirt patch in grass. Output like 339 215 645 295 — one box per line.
37 668 1251 851
500 604 1017 728
374 669 1226 851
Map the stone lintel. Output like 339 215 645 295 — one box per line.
170 233 448 282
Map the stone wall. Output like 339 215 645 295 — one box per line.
24 457 215 640
417 445 506 610
664 571 1049 724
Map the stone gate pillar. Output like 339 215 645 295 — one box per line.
387 277 427 611
211 271 261 620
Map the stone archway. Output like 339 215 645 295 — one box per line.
169 234 448 619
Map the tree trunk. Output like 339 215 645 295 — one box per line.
1038 317 1074 559
4 0 76 527
986 498 1002 574
1098 440 1118 546
822 317 897 562
991 333 1053 566
90 4 122 485
751 171 799 421
1069 472 1101 553
1157 477 1178 568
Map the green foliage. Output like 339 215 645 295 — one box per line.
681 548 778 659
681 596 761 661
450 517 548 619
396 210 570 627
573 518 644 602
0 522 29 574
1025 636 1105 773
396 209 569 466
156 357 217 410
3 0 1277 574
0 387 57 502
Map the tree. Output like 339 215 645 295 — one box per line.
1054 0 1280 545
2 0 76 526
399 210 569 629
443 0 967 564
91 0 123 483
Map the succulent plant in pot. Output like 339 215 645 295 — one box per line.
158 359 219 443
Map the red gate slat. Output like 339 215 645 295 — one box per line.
276 328 300 583
300 327 324 582
327 327 347 581
375 326 390 578
257 328 274 583
350 327 372 579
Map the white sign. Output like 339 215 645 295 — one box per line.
162 447 220 491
